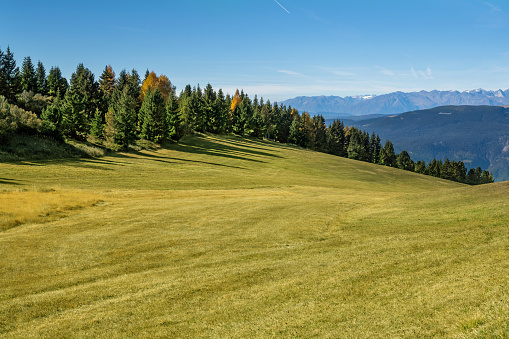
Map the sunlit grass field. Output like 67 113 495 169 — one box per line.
1 134 508 338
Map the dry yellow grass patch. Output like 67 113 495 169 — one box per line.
0 188 102 231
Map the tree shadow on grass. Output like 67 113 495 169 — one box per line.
114 150 246 170
170 135 283 163
0 178 23 185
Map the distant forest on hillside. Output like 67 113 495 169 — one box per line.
0 46 494 185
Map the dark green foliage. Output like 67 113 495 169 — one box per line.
288 117 301 146
99 65 116 113
62 63 100 139
415 160 427 174
326 119 346 156
46 66 68 98
274 104 292 143
313 115 327 152
214 89 229 134
396 150 414 171
0 46 20 102
369 133 381 164
35 61 47 95
41 95 65 135
379 140 396 167
166 93 183 141
139 88 166 142
90 108 104 139
347 128 367 160
20 56 37 93
114 86 138 149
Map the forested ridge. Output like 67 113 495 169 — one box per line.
0 46 494 185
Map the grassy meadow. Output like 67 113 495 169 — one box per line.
0 134 508 338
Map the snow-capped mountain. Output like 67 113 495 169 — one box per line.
281 89 509 116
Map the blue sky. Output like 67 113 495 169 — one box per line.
2 0 508 102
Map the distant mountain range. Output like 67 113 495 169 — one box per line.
349 105 509 182
282 89 509 116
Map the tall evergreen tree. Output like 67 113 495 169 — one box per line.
63 63 99 138
326 119 346 156
20 56 37 93
396 150 414 171
114 86 138 149
35 61 47 95
139 88 166 142
313 115 327 152
166 92 183 141
98 65 116 116
46 66 68 97
0 46 20 102
203 83 217 133
379 140 396 167
347 128 367 160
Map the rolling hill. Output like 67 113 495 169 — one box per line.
282 89 509 116
0 134 508 337
351 105 509 182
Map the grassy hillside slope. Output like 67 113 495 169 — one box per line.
1 135 508 338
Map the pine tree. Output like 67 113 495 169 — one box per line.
139 88 166 142
166 92 183 141
203 83 216 133
326 119 346 156
0 46 20 102
47 66 68 97
20 56 37 93
214 88 228 134
313 115 327 152
114 86 137 149
90 108 104 139
379 140 396 166
347 128 366 160
35 61 47 95
288 116 301 146
63 63 99 138
415 160 427 174
396 150 414 171
41 94 65 136
99 65 116 106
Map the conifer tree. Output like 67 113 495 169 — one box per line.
203 83 216 133
114 86 137 149
396 150 414 171
347 128 366 160
379 140 396 167
139 88 166 142
46 66 68 98
63 63 99 138
166 92 183 141
0 46 20 102
35 61 47 95
313 115 327 152
20 56 37 93
214 88 228 134
326 119 346 156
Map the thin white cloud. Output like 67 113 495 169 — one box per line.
478 1 507 28
273 0 290 14
411 66 433 80
278 69 304 76
314 66 358 77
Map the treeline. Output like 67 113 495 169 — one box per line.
0 46 494 184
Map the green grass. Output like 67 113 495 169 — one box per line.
0 134 508 338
